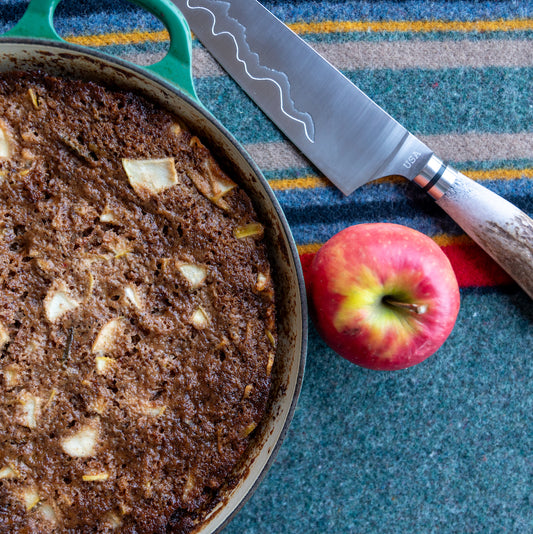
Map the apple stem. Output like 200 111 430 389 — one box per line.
382 297 428 315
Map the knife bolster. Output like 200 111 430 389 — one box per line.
413 155 456 200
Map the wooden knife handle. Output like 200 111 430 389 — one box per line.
434 169 533 299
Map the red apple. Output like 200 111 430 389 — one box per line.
309 223 460 370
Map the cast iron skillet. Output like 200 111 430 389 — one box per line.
0 0 307 531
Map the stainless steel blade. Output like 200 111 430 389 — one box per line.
171 0 434 195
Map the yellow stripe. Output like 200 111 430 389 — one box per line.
269 168 533 192
64 18 533 48
297 233 473 255
269 176 331 190
470 167 533 181
66 30 170 47
298 243 322 255
269 175 405 190
289 18 533 35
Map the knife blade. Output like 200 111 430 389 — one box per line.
173 0 434 194
171 0 533 299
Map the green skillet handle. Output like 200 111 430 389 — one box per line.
131 0 197 100
5 0 198 101
4 0 63 41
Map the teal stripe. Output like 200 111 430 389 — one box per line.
303 31 533 44
452 159 533 172
351 67 533 136
195 66 532 145
195 78 282 144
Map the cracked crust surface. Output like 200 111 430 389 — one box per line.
0 71 276 533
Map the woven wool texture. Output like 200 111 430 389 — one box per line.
1 1 532 533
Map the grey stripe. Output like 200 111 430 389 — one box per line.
245 132 533 171
121 38 533 76
311 39 533 70
170 39 533 77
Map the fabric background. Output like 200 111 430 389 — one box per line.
1 1 532 532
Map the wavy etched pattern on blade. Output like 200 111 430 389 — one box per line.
186 0 315 143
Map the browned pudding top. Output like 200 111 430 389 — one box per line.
0 71 276 533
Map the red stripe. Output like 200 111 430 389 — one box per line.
440 242 512 287
300 242 513 290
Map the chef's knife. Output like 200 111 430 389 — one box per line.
172 0 533 299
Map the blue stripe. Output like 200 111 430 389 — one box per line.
54 13 165 37
2 1 533 37
288 211 461 245
273 178 533 244
2 0 531 25
273 178 533 208
263 1 533 23
0 2 165 35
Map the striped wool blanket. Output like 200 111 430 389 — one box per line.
0 1 532 533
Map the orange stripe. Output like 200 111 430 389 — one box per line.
269 168 533 192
